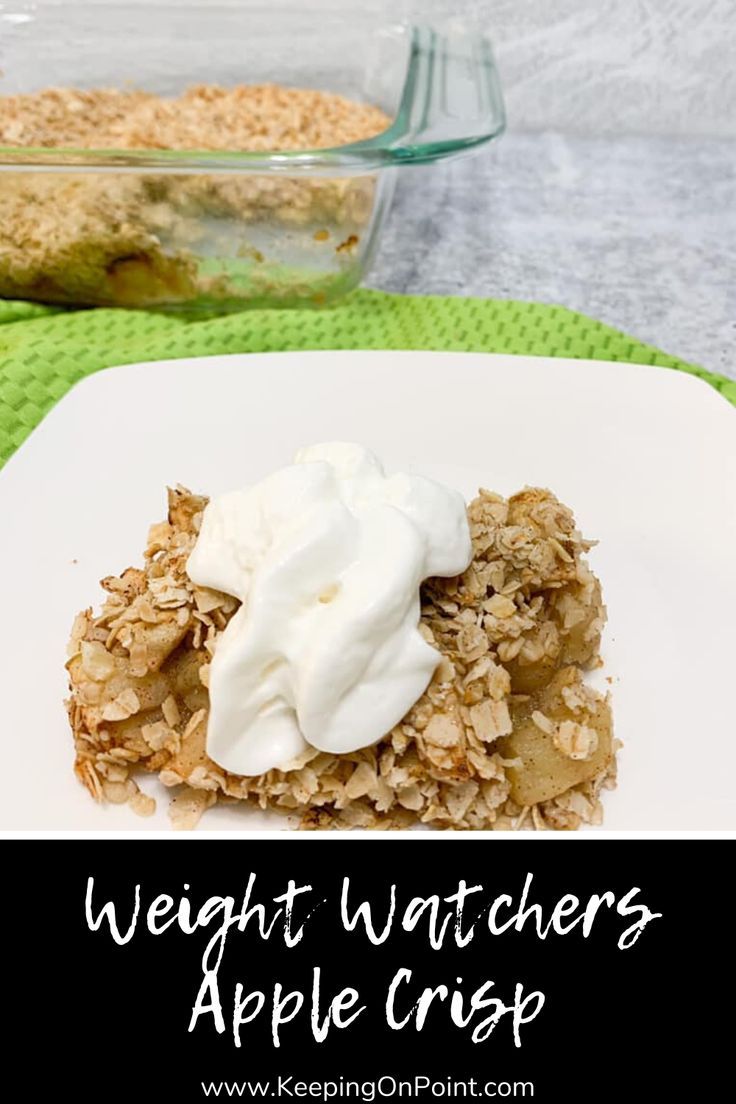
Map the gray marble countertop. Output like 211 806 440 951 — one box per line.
369 132 736 381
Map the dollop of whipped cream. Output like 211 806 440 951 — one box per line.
186 443 472 776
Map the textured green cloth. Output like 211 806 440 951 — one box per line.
1 290 734 467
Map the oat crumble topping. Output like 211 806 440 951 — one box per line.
66 485 616 830
0 85 390 153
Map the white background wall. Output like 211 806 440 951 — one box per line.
25 0 735 136
486 0 736 137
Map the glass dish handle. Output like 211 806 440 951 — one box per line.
368 24 507 164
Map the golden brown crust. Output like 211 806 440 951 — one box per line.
66 485 615 830
0 84 390 152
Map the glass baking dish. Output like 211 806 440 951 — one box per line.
0 1 505 310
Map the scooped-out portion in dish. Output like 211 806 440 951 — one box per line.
66 463 615 831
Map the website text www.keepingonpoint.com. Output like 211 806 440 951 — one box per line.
200 1075 534 1100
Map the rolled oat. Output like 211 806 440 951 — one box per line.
66 484 616 831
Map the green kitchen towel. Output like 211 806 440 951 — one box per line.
1 290 734 467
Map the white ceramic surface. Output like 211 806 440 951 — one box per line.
1 349 734 832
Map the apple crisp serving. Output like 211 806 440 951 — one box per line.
66 485 616 830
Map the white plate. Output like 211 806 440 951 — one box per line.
1 350 735 832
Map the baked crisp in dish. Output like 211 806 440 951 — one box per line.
0 85 390 308
66 486 615 830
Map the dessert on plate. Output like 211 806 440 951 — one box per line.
66 444 615 830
